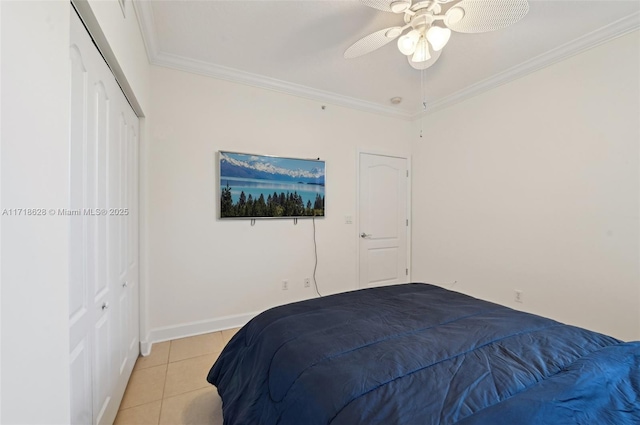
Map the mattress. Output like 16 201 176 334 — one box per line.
207 283 640 425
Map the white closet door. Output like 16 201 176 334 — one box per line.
69 9 139 425
124 120 140 366
69 39 93 425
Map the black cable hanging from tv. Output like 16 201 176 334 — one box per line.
312 214 322 297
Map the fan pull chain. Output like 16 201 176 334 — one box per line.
420 69 426 138
420 106 426 137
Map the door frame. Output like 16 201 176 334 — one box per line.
356 148 412 288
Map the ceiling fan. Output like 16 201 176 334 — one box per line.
344 0 530 70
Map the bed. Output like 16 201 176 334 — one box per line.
207 283 640 424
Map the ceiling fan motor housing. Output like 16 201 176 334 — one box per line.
409 10 436 31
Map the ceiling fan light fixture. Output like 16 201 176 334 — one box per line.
390 0 411 13
408 46 442 70
397 29 420 55
426 26 451 51
411 36 431 63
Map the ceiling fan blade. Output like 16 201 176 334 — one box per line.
359 0 394 13
444 0 529 34
344 27 403 59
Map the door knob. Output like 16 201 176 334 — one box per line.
101 302 109 311
360 232 372 238
122 281 128 288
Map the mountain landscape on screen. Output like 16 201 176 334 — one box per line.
219 152 325 218
220 152 325 185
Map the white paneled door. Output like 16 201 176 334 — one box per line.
69 10 139 425
358 153 409 288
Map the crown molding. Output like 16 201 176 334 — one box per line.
133 0 411 119
152 51 414 120
412 11 640 119
133 1 638 120
132 0 160 66
133 0 410 120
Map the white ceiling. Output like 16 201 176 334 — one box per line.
135 1 640 118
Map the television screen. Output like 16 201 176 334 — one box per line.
219 151 325 219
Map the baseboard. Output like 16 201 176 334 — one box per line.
142 311 261 354
140 336 153 357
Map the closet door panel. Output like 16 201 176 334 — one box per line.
70 339 92 425
112 110 128 377
93 312 112 425
69 10 140 425
69 41 93 425
126 122 140 358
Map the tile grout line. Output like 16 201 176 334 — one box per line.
162 386 217 402
117 332 230 423
157 340 172 425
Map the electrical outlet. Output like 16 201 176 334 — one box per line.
304 278 311 288
282 280 288 291
514 289 523 303
345 215 353 224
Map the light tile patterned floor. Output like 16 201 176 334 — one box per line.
114 328 240 425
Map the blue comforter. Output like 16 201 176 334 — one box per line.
207 284 640 425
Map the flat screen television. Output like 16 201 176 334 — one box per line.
218 151 325 219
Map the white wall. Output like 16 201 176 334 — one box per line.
411 31 640 341
145 65 411 341
1 2 71 423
